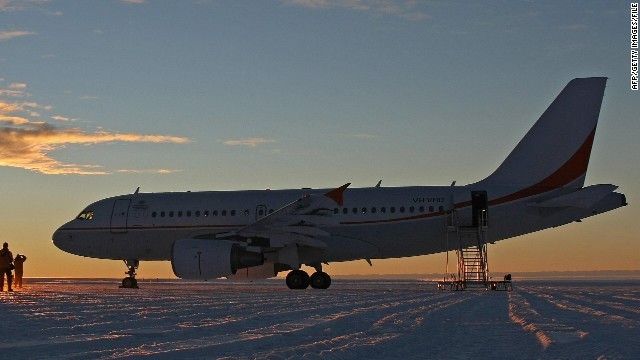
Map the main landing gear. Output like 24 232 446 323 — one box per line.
120 259 139 289
286 269 331 290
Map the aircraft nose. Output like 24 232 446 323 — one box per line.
52 227 70 250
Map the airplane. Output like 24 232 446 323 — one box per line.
52 77 627 289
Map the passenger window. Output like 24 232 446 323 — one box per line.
213 210 218 216
390 207 396 213
187 211 192 217
334 208 338 214
244 209 250 216
371 207 377 214
419 206 424 213
409 206 415 213
439 206 444 212
222 210 227 216
381 207 386 213
178 211 183 217
195 211 200 217
204 211 209 217
343 208 348 214
429 206 434 212
362 207 367 214
400 207 405 213
161 211 166 218
169 211 174 217
231 210 236 216
152 212 157 218
352 208 358 214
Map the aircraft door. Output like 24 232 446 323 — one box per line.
471 191 488 227
111 199 131 233
256 205 268 221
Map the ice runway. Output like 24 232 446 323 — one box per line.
1 279 639 359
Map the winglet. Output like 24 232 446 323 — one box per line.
324 183 350 206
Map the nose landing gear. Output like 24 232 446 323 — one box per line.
120 259 139 289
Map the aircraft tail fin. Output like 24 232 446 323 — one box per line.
477 77 607 190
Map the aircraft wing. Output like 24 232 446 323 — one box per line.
216 183 350 249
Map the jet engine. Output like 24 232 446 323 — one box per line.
171 239 264 280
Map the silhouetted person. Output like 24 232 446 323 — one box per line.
14 254 26 288
0 242 14 292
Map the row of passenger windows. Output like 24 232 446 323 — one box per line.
151 209 275 218
334 205 444 215
150 205 445 219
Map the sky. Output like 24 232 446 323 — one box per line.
0 0 638 278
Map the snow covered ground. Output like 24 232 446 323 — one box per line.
1 278 638 359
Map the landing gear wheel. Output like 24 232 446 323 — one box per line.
121 277 138 289
119 259 140 289
309 272 331 289
286 270 310 289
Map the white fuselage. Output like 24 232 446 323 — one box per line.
51 183 625 265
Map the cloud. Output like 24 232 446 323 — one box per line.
221 137 277 148
283 0 430 21
0 89 26 97
8 83 27 89
287 0 367 10
0 122 189 175
0 116 30 125
51 115 73 122
0 30 35 41
0 81 190 175
117 169 182 174
0 101 23 114
0 0 50 13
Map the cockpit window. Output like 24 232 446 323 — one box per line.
76 211 94 220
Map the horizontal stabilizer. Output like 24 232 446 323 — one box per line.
527 184 618 209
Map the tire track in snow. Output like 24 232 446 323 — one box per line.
5 280 640 359
96 285 458 358
524 287 639 327
9 282 419 357
564 293 640 316
245 292 471 360
510 285 640 359
508 289 587 350
13 281 429 358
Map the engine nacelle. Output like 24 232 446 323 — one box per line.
171 239 263 280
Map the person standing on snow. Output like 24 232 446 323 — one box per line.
0 242 14 292
13 254 26 288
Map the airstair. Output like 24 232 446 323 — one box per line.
438 191 512 291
